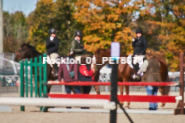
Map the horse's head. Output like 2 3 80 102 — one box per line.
80 55 93 66
14 43 40 62
93 48 111 71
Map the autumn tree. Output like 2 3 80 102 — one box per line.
134 0 185 71
3 11 28 53
4 0 185 71
27 0 54 53
28 0 79 55
74 0 137 53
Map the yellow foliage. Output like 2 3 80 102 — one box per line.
36 43 46 53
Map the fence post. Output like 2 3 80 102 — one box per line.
174 53 185 115
25 60 28 97
43 54 47 95
30 59 33 97
39 56 42 97
110 42 119 123
20 60 25 111
110 61 118 123
34 57 38 97
180 53 184 114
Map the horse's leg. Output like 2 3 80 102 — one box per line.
72 87 75 94
38 82 51 97
82 86 92 94
41 84 53 112
163 76 171 107
160 75 171 108
159 86 170 107
37 80 40 97
119 86 124 105
47 85 52 94
159 86 165 107
125 85 130 108
93 85 100 94
93 69 101 94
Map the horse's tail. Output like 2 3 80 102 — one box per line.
165 74 170 82
164 74 171 95
159 73 171 107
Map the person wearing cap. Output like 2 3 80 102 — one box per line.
70 30 84 62
46 28 60 57
46 28 60 74
132 28 148 79
132 28 148 55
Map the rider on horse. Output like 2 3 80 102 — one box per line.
70 30 85 62
132 28 148 79
46 28 60 74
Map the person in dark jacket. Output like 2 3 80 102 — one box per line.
132 28 147 55
46 28 60 74
46 28 60 56
132 28 148 79
78 55 94 109
70 30 84 63
78 55 94 94
137 50 161 110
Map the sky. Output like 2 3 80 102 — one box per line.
3 0 38 16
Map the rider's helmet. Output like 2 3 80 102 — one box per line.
75 30 82 37
135 28 143 34
49 28 56 34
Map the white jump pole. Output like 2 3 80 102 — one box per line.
48 108 174 115
0 97 114 108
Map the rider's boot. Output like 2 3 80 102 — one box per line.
53 64 58 77
132 63 141 80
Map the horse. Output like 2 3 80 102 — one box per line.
14 43 57 96
14 43 98 95
93 49 170 108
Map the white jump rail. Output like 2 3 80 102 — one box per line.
0 57 20 74
48 108 174 115
0 97 115 109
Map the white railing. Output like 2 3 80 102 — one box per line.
0 56 20 88
0 57 20 75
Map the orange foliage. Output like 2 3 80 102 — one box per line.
74 0 135 53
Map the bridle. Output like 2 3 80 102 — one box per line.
95 51 100 71
16 49 26 61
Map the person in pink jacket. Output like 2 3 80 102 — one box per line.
58 57 81 94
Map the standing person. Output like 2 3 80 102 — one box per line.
78 55 94 109
78 55 94 94
70 30 85 63
132 28 148 79
137 50 162 110
46 28 60 73
58 57 81 94
58 57 81 109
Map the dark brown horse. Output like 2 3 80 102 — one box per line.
14 43 57 95
14 43 96 95
93 49 170 108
